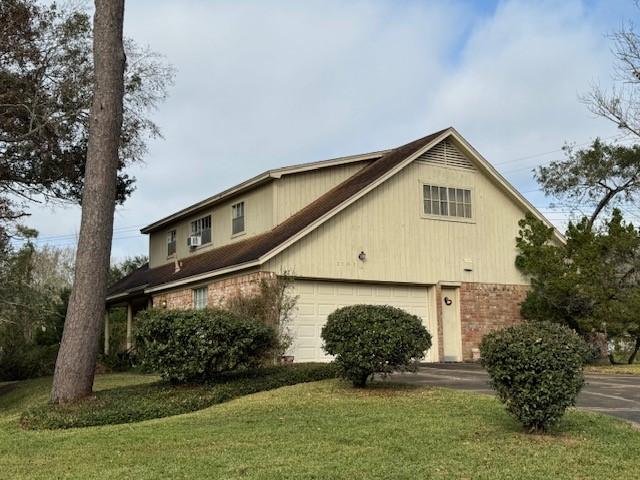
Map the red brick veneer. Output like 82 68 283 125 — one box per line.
458 282 528 360
152 271 274 310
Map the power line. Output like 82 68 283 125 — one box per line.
499 136 638 175
18 134 640 244
27 223 145 243
492 133 627 166
22 233 146 248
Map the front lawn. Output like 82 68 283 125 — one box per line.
1 374 639 479
586 363 640 375
20 363 336 429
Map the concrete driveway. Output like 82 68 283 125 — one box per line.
390 363 640 424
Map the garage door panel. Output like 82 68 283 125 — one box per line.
296 303 317 316
296 325 316 338
374 286 394 298
289 280 435 363
317 284 336 295
408 307 427 317
317 304 336 315
297 283 316 295
356 286 373 296
295 347 318 362
337 285 355 296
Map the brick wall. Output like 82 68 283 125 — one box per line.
152 271 275 310
459 282 528 360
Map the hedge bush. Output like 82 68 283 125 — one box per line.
135 308 277 383
21 363 337 429
480 321 589 432
321 304 432 387
0 343 58 381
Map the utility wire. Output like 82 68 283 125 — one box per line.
18 134 640 245
492 133 627 166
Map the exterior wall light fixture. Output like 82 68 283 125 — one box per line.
358 251 367 262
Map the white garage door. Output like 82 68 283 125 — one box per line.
288 280 436 363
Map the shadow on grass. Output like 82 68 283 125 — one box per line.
20 364 337 430
0 382 18 397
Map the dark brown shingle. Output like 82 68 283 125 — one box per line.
107 128 448 300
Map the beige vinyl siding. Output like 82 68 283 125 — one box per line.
148 162 367 269
265 159 529 285
148 183 274 268
274 161 369 224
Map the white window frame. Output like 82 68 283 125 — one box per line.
167 229 177 257
192 286 208 309
231 201 245 236
420 182 474 222
190 215 212 245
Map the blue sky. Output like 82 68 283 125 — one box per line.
24 0 640 260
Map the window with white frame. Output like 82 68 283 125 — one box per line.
167 229 176 256
190 215 211 244
192 286 208 309
231 201 245 235
423 185 472 219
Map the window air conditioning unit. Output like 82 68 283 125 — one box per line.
187 235 202 248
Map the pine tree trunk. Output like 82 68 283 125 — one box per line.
51 0 125 403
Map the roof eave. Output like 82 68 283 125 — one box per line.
446 128 565 244
139 150 386 235
140 173 273 234
143 260 261 294
106 286 148 305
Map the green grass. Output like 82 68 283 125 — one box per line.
586 364 640 375
20 363 337 429
1 375 639 479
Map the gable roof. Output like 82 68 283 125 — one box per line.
140 148 389 234
108 129 446 300
108 127 561 301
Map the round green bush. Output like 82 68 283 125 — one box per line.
480 321 589 432
135 308 277 383
321 304 432 387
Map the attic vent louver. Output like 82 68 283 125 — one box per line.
417 139 475 171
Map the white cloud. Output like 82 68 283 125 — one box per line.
23 0 636 258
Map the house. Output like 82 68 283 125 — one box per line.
106 127 561 362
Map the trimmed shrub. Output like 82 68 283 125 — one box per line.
480 321 589 432
21 363 337 429
321 304 432 387
135 308 277 383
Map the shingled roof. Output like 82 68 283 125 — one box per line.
107 128 450 302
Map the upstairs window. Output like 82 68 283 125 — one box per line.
167 229 176 256
192 286 208 309
423 185 472 219
191 215 212 245
232 201 245 235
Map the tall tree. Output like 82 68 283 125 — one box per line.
0 0 172 232
535 141 640 230
108 254 147 284
535 4 640 232
516 211 640 364
0 229 72 342
583 6 640 139
51 0 126 403
522 3 640 364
